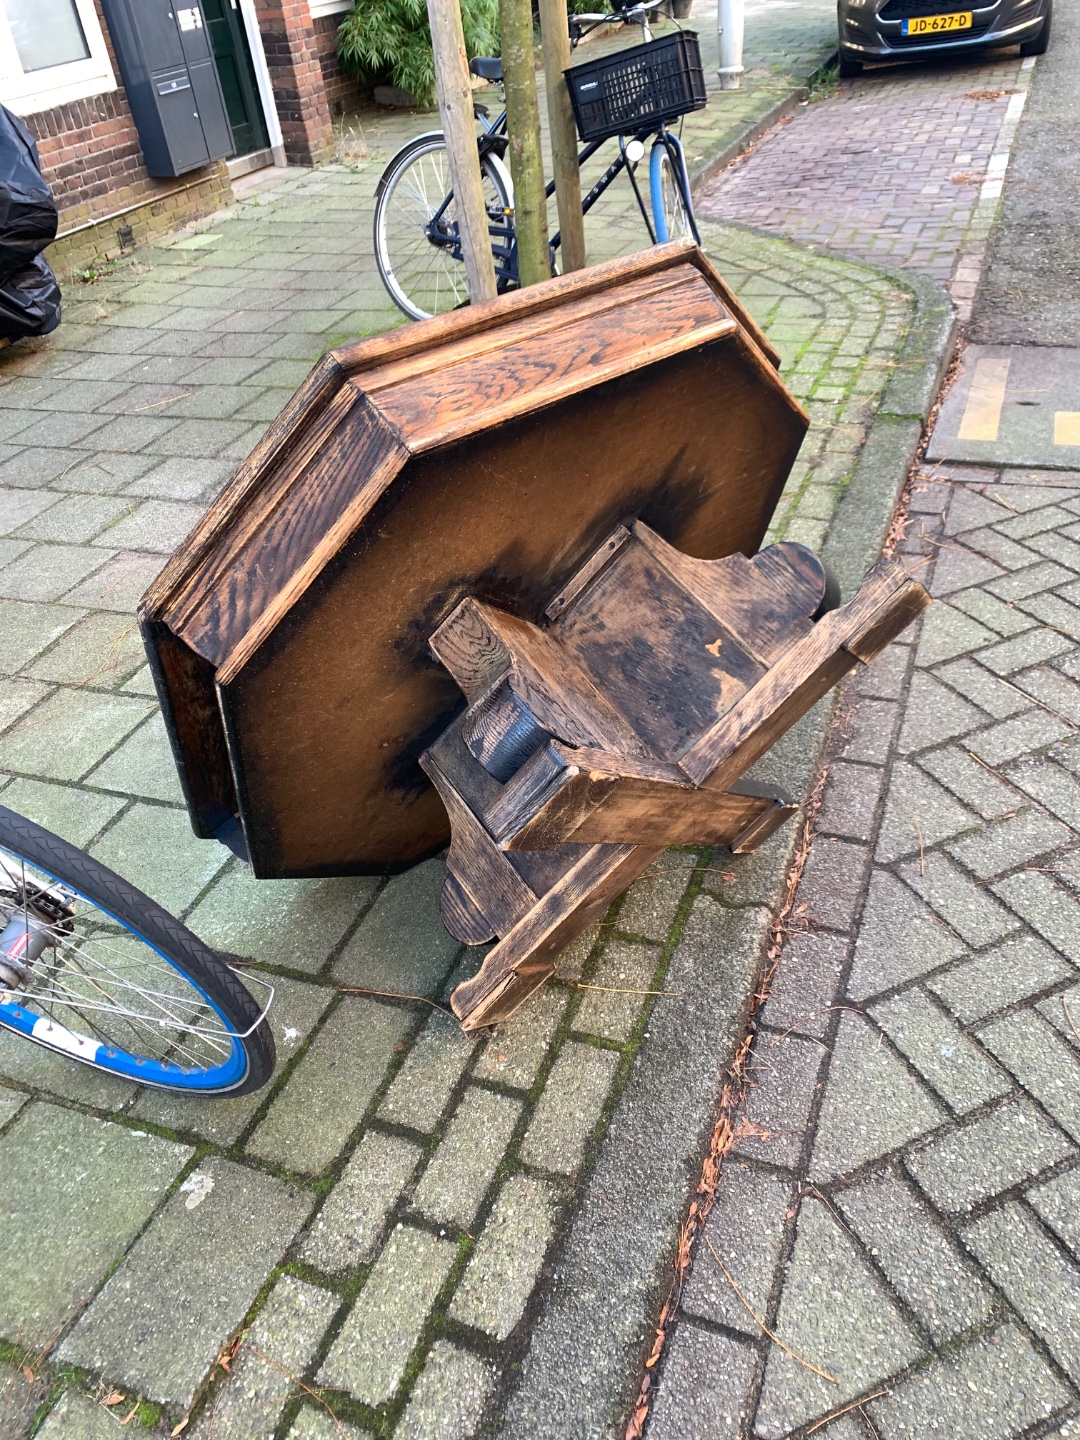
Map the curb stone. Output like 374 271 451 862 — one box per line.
493 246 956 1438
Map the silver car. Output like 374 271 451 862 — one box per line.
837 0 1051 74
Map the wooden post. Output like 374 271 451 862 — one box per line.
427 0 498 303
538 0 586 272
498 0 550 287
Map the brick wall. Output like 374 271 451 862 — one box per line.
252 0 336 164
311 12 368 114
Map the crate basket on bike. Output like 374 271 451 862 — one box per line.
564 29 706 142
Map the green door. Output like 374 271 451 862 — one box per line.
201 0 270 157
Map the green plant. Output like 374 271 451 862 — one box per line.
337 0 500 108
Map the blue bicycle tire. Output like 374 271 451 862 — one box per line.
649 135 700 245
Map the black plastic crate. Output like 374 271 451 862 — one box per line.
564 30 706 143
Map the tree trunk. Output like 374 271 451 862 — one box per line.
538 0 586 272
427 0 499 302
498 0 550 287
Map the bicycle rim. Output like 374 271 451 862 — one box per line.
0 825 268 1094
375 138 510 321
650 138 695 244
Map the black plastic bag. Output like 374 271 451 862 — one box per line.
0 104 58 278
0 253 61 341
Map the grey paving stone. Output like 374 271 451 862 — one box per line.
0 1086 27 1128
318 1227 457 1404
798 837 870 931
187 865 379 975
753 1199 924 1439
301 1130 421 1274
90 803 228 914
574 940 659 1043
286 1409 367 1440
906 1097 1075 1214
519 1040 621 1175
681 1165 792 1332
838 1170 992 1345
992 872 1080 964
615 851 697 941
59 551 165 611
14 494 130 545
759 930 847 1041
850 640 910 700
1015 666 1080 727
85 712 185 802
0 688 151 781
0 677 48 736
947 808 1072 880
867 1322 1068 1440
951 585 1039 638
838 698 899 764
1006 753 1080 826
896 672 986 753
736 1032 824 1168
917 743 1019 819
475 985 570 1090
934 655 1031 719
930 543 1007 597
60 1155 311 1408
450 1174 557 1340
34 1388 127 1438
979 1008 1080 1143
97 499 203 554
979 629 1074 678
127 455 235 502
1018 589 1080 639
945 488 1014 536
874 762 979 865
814 761 886 843
0 1104 190 1346
378 1009 478 1132
189 1275 338 1440
52 451 160 495
870 989 1011 1115
647 1325 756 1440
413 1085 523 1229
25 610 145 688
914 604 996 667
900 852 1017 949
1028 1167 1080 1257
928 933 1074 1024
397 1340 495 1440
968 708 1072 765
988 560 1074 601
247 998 411 1174
334 858 460 998
0 1016 136 1111
811 1012 945 1183
0 487 59 535
964 1203 1080 1383
1037 983 1080 1046
0 775 124 848
847 871 966 1001
132 974 333 1145
77 414 180 454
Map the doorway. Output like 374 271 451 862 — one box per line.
202 0 270 160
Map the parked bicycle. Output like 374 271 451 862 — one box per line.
0 805 274 1095
374 0 705 321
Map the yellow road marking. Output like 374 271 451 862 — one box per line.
1055 412 1080 446
958 357 1011 441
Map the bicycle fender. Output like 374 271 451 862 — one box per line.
487 151 515 209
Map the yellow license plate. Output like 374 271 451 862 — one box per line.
902 10 972 32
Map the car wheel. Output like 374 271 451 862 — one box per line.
837 46 863 76
1019 0 1051 54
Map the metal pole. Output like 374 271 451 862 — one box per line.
427 0 499 302
717 0 745 90
538 0 586 272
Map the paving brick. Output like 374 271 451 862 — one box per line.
0 1006 136 1111
247 999 411 1174
1016 664 1080 724
414 1085 523 1228
992 871 1080 964
190 1275 338 1440
85 711 185 802
871 989 1010 1115
797 837 870 931
301 1131 421 1274
647 1325 756 1440
837 698 899 764
849 640 910 700
933 655 1031 718
988 560 1074 601
60 550 166 610
0 687 152 781
838 1169 992 1343
968 708 1072 765
574 940 659 1043
187 865 379 975
1037 984 1080 1046
906 1097 1075 1213
614 850 697 941
914 604 996 666
754 1199 923 1439
286 1410 367 1440
397 1341 496 1440
1006 754 1080 826
0 677 48 737
318 1227 457 1404
930 544 1007 596
895 671 985 753
0 1104 190 1347
26 610 145 688
379 1009 479 1132
978 629 1074 678
334 858 461 998
14 493 131 545
0 774 125 848
759 930 847 1040
814 760 885 842
0 486 59 535
874 761 979 864
951 585 1039 637
1017 589 1080 638
979 1008 1080 1143
1028 1167 1080 1257
126 455 235 502
90 802 228 913
917 743 1019 819
450 1174 557 1340
519 1040 621 1175
900 853 1017 949
928 933 1074 1024
475 985 570 1090
0 541 113 603
681 1165 792 1332
964 1203 1080 1383
867 1323 1067 1440
847 870 966 1000
736 1032 824 1168
60 1156 311 1407
947 808 1072 880
0 1087 27 1128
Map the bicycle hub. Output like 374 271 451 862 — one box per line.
0 909 53 988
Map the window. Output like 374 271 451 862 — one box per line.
308 0 352 18
0 0 116 114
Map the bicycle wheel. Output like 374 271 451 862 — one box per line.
650 136 700 245
0 805 275 1095
374 134 513 321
